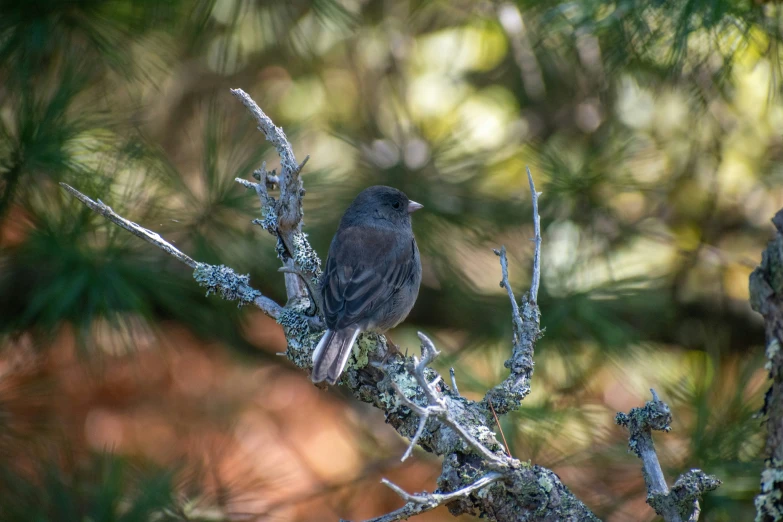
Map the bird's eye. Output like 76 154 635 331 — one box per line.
392 201 402 210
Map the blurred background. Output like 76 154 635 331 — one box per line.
0 0 778 520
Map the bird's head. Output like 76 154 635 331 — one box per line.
343 185 423 228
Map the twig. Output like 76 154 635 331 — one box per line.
296 154 310 174
494 246 523 337
236 176 272 208
526 166 541 302
616 389 720 522
414 332 441 405
439 410 509 470
360 473 504 522
617 389 671 501
383 472 503 504
389 333 509 471
278 265 324 314
358 472 503 522
60 183 283 319
60 183 198 269
488 398 512 457
399 414 427 462
230 89 300 205
449 367 460 396
231 88 317 304
482 167 542 414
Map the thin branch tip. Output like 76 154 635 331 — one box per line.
297 154 310 173
526 167 541 302
369 473 505 521
59 183 283 319
231 86 316 303
449 367 460 396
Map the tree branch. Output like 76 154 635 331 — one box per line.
60 183 198 269
358 170 598 519
355 472 504 522
230 88 319 306
482 168 541 414
750 208 783 519
616 389 721 521
59 182 283 319
527 166 541 302
387 333 510 471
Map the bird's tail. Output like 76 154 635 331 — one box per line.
311 326 361 384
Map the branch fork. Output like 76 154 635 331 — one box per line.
388 332 509 471
616 389 721 522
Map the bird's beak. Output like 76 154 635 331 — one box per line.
407 200 423 213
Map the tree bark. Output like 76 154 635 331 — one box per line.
750 209 783 521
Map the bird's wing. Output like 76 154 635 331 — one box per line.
321 226 417 330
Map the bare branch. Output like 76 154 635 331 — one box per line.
230 88 300 220
278 265 325 314
494 245 523 335
439 410 509 471
400 415 427 462
482 167 542 414
616 389 720 521
231 88 320 305
60 183 284 319
413 332 441 405
389 333 509 471
527 166 541 302
449 367 459 396
61 183 198 269
236 175 272 208
357 473 504 522
616 389 672 499
384 472 503 505
297 154 310 174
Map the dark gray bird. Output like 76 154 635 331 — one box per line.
311 186 423 385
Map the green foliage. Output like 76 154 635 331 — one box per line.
0 454 177 522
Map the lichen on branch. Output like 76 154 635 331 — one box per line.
617 389 720 522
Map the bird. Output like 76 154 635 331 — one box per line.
311 186 423 385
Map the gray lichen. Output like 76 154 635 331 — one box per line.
482 294 540 416
291 231 322 278
274 235 287 260
277 298 322 369
767 339 781 372
346 333 375 372
537 474 553 493
756 463 783 521
252 202 278 234
615 395 672 459
668 470 721 520
193 263 262 307
617 392 720 521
